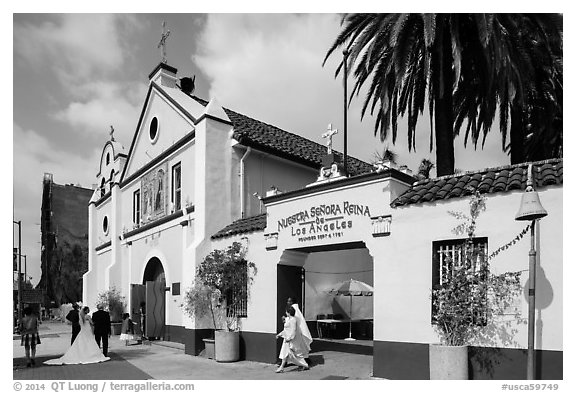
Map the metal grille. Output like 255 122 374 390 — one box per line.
432 237 489 325
226 260 248 318
437 239 488 285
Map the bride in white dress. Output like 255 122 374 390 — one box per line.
45 306 110 365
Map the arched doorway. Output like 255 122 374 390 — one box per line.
131 257 166 340
143 257 165 284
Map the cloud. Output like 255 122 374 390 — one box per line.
193 13 510 174
194 14 345 141
14 14 140 82
13 123 101 285
53 81 143 141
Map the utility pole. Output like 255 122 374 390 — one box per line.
13 220 22 325
343 49 349 175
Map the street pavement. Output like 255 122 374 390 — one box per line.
13 320 378 381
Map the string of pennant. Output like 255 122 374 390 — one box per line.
487 224 531 261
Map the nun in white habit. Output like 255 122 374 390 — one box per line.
287 297 313 360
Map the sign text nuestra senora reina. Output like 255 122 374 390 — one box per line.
277 202 371 241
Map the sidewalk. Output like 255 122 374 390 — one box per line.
14 320 378 380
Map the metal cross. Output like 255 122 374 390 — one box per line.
109 125 115 141
158 21 171 64
322 123 339 155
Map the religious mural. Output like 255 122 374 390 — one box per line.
141 163 168 223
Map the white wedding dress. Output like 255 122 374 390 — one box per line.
45 315 110 365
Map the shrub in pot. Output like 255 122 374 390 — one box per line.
430 192 523 379
183 242 257 362
97 287 127 335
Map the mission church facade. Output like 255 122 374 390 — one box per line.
84 61 563 379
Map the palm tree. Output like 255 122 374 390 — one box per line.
453 14 562 164
324 14 562 175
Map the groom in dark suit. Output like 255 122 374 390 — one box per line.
65 304 80 345
92 304 111 356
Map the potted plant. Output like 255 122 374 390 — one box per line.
183 242 257 362
97 287 127 335
430 192 523 379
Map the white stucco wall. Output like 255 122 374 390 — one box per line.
209 232 275 334
94 199 112 247
123 89 196 180
375 185 562 351
242 151 317 217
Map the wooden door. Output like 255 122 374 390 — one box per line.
145 280 165 339
130 284 146 337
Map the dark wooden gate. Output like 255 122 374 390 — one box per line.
145 280 165 339
130 284 146 337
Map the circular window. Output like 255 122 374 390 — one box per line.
149 117 159 143
103 216 109 235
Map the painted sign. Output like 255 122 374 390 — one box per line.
277 202 371 243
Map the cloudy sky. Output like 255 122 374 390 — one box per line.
13 11 553 286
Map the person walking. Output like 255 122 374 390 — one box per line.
287 296 313 364
275 307 309 373
91 304 111 356
20 307 41 367
65 303 81 345
45 306 110 365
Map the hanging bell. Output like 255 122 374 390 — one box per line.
515 189 548 221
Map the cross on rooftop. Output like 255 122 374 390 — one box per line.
158 21 171 64
322 123 338 155
109 125 115 141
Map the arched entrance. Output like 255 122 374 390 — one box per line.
131 257 166 340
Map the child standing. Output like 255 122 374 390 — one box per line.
119 313 134 346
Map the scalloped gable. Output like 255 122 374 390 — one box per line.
121 83 198 182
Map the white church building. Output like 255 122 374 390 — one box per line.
84 62 563 379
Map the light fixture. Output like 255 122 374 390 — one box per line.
515 164 547 380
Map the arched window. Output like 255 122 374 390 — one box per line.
109 170 115 183
106 152 111 165
100 178 106 197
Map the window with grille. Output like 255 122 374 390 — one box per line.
172 163 181 211
432 237 488 324
133 189 141 224
225 260 248 318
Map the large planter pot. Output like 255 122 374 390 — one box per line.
111 322 122 336
429 344 468 380
214 330 240 362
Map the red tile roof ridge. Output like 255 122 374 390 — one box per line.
411 158 563 187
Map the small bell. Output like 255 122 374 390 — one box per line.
515 190 548 221
515 163 548 221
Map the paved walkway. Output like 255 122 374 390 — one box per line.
13 321 379 380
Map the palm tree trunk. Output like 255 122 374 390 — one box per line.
509 105 525 164
434 24 455 177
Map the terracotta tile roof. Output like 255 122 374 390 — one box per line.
192 96 373 176
211 214 267 239
391 159 563 207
